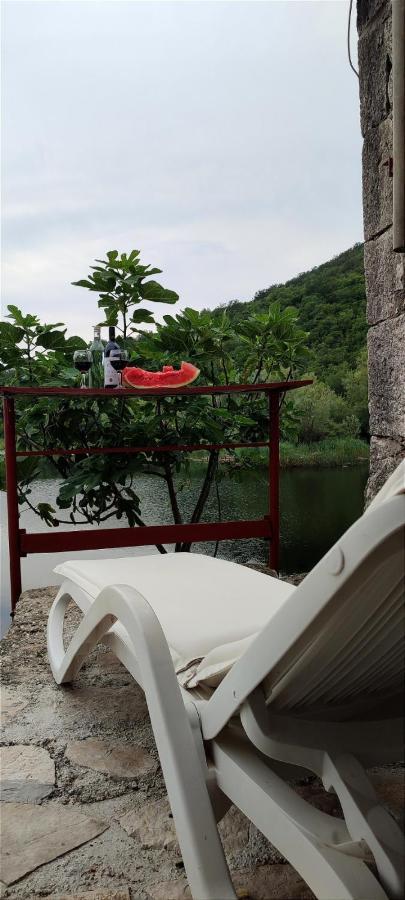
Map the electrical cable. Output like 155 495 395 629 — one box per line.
348 0 359 78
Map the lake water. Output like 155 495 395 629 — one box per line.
0 465 368 637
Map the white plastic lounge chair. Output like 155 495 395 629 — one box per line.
47 461 405 900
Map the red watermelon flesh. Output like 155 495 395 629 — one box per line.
122 361 200 389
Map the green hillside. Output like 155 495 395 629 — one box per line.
213 243 366 385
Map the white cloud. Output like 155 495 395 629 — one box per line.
2 0 363 340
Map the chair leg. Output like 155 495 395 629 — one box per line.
47 583 236 900
240 687 404 898
322 753 405 900
213 730 390 900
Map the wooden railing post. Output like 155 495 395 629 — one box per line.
3 396 22 615
268 391 280 572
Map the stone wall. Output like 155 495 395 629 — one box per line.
357 0 405 500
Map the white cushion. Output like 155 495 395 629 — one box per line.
54 461 405 692
54 553 295 674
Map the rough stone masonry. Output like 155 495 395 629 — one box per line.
357 0 405 500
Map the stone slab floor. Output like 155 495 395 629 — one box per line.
1 587 404 900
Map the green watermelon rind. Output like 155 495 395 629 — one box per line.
122 361 200 389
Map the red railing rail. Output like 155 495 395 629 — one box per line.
1 380 311 614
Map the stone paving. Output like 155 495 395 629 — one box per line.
1 585 404 899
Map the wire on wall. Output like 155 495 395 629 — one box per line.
348 0 359 78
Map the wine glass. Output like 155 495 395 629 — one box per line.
109 348 129 388
73 349 93 389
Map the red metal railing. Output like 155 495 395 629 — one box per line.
1 380 311 614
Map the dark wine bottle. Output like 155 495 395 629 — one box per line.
103 326 120 388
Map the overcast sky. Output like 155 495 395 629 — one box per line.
2 0 362 340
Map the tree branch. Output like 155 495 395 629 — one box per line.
180 448 219 552
156 399 183 550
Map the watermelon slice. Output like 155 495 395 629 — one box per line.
122 361 200 389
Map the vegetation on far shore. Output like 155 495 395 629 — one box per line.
250 437 368 468
192 437 369 469
280 437 369 468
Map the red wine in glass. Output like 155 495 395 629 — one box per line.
110 358 126 372
73 350 93 388
109 349 128 388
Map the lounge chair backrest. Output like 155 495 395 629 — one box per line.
262 463 404 712
204 471 404 734
268 501 404 716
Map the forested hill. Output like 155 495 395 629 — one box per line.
213 244 366 384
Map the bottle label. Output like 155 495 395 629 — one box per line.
104 358 120 387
